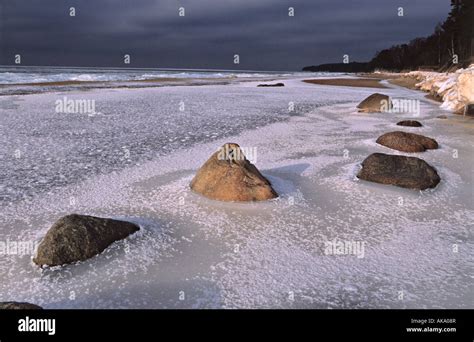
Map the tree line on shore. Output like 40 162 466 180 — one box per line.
303 0 473 72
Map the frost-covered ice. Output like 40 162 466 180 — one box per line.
0 77 473 308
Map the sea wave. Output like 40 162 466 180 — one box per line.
0 67 337 85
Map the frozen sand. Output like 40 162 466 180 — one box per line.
0 78 473 308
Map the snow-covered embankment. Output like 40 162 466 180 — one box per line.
407 65 474 114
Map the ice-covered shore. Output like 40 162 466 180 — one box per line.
0 78 472 309
407 64 474 113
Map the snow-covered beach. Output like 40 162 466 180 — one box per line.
0 75 473 309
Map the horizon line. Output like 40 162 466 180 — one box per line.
0 65 303 74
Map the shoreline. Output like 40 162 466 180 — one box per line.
302 66 474 116
303 78 387 88
0 76 290 96
2 66 473 119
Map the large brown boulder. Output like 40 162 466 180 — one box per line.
396 120 423 127
357 93 392 113
190 143 278 202
357 153 440 190
33 214 140 267
376 131 438 152
0 302 42 310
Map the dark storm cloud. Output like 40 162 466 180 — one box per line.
0 0 451 70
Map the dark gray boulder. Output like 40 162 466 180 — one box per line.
33 214 139 267
396 120 423 127
357 153 440 190
0 302 43 310
257 83 285 87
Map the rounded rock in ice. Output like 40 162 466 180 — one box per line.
33 214 139 267
190 143 278 202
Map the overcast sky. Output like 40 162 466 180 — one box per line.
0 0 451 71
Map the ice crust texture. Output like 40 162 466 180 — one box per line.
0 77 472 309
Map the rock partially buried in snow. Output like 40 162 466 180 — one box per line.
257 83 285 87
190 143 278 202
376 131 438 153
436 115 448 119
0 302 42 310
357 93 392 113
357 153 440 190
33 214 140 267
464 103 474 116
396 120 423 127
